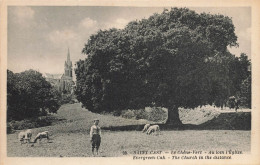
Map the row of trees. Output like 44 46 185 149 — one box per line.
75 8 251 125
7 69 62 121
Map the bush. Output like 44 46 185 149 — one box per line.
134 109 148 120
112 110 121 116
11 120 34 130
121 110 135 119
147 107 167 122
9 116 57 130
35 116 52 127
120 107 167 122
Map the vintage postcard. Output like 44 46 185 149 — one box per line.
0 0 260 165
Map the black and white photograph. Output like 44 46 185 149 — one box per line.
0 1 259 164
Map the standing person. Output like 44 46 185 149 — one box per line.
228 96 236 109
235 98 241 112
90 119 101 156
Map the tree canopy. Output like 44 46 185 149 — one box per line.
7 69 61 121
75 8 250 125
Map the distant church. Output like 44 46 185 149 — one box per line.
43 48 75 93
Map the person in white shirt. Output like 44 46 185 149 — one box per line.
90 119 101 156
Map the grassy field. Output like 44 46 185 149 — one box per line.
7 103 251 157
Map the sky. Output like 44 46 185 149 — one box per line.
8 6 251 75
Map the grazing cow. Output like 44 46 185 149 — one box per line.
18 129 32 144
33 131 50 143
146 125 160 135
142 124 151 133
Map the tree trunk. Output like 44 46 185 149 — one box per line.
166 106 182 126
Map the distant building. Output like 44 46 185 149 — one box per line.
43 48 75 93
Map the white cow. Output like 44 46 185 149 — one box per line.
146 125 160 135
33 131 50 143
142 124 151 133
18 129 32 144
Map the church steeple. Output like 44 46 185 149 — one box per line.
64 48 72 78
67 48 70 62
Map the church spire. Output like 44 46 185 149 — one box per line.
65 47 72 78
67 47 70 62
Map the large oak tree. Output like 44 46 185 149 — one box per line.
75 8 249 125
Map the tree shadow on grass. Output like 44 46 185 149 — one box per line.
102 112 251 131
